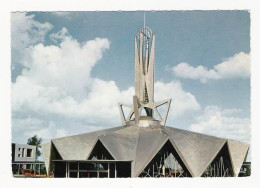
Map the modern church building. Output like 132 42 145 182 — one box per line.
42 26 249 178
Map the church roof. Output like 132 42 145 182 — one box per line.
42 124 249 177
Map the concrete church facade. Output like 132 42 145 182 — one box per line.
42 26 249 178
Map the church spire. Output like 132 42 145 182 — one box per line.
119 26 172 127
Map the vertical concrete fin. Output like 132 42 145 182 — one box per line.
139 33 144 101
42 142 51 175
135 36 140 98
133 95 140 124
147 34 155 102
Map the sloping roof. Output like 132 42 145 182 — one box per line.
99 125 140 161
133 126 168 177
164 127 226 177
43 124 249 177
228 140 249 177
51 127 123 160
42 142 51 174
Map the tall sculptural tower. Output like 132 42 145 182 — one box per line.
119 26 171 127
135 27 155 116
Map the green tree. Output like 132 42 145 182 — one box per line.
246 166 251 176
27 135 42 160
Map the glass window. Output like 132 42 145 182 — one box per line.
79 163 94 170
69 162 78 170
22 148 25 157
69 172 77 178
27 149 33 157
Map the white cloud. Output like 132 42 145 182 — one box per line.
155 81 200 118
12 117 68 142
12 26 200 124
50 12 73 18
11 12 53 51
23 121 69 140
12 117 43 132
49 27 72 43
11 12 53 73
171 52 250 83
214 52 250 78
189 106 250 142
12 28 111 120
11 16 201 143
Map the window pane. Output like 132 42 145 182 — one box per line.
69 162 77 170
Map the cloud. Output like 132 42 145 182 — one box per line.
154 81 200 118
11 16 200 143
49 27 72 43
11 12 53 51
12 117 43 132
50 12 73 18
12 28 111 117
189 106 250 142
11 26 113 141
11 12 53 73
12 117 68 143
23 121 69 140
171 52 250 83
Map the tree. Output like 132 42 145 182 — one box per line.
246 166 251 176
27 135 42 160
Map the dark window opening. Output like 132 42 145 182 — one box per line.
88 140 114 160
26 164 31 170
27 149 33 157
202 143 234 177
49 143 63 175
12 164 19 174
116 162 131 177
22 148 25 157
53 161 131 178
109 163 115 178
139 140 192 177
54 162 66 178
69 172 77 178
69 162 77 170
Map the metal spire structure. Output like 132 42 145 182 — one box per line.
144 12 145 28
119 26 171 126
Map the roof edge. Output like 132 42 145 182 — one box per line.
135 138 168 177
85 138 99 160
94 138 117 160
51 140 64 160
227 140 250 177
198 139 227 177
168 138 195 177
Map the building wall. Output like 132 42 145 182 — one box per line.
12 143 36 162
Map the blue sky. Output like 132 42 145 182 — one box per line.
11 11 250 151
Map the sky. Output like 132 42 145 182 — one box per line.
11 11 250 153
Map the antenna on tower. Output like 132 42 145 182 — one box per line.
144 11 146 27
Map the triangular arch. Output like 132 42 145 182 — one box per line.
164 127 226 176
201 142 234 177
138 140 192 177
87 139 114 160
48 141 63 175
51 141 63 160
227 140 249 177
